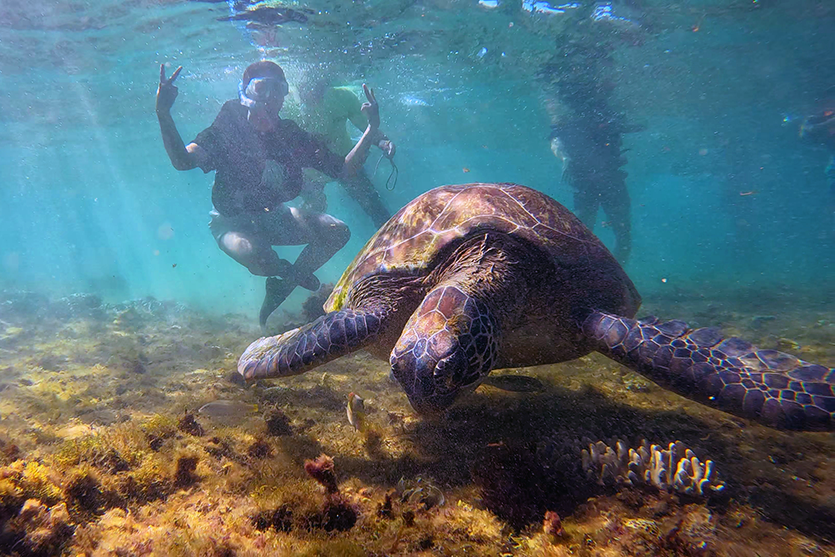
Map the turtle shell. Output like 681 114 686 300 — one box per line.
325 183 639 316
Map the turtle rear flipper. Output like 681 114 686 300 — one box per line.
583 311 835 431
239 308 384 380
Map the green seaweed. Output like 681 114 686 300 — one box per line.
0 288 831 555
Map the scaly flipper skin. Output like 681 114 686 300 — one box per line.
583 311 835 430
238 308 384 380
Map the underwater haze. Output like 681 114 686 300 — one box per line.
1 0 835 555
1 0 833 312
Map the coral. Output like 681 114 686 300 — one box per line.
262 407 293 436
2 286 834 555
117 457 169 503
14 461 64 505
582 439 725 497
141 414 179 451
376 490 393 519
174 455 200 489
543 510 563 538
316 495 358 532
247 438 272 459
252 504 293 532
472 442 548 530
178 412 205 437
93 448 131 474
4 499 74 555
63 467 109 514
304 454 339 495
0 477 24 524
112 306 147 331
298 455 358 532
658 504 718 555
55 430 137 473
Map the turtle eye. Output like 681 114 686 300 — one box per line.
434 349 467 394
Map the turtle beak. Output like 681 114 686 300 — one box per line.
403 380 460 417
390 349 468 416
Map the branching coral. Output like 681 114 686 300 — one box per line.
581 439 725 497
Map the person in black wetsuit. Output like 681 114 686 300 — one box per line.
156 60 383 331
539 1 644 262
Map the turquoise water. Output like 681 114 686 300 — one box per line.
1 0 832 317
1 2 835 554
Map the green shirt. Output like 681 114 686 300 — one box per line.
297 87 368 157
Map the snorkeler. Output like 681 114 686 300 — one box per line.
799 88 835 229
293 76 396 227
155 60 383 331
539 1 643 263
548 116 634 262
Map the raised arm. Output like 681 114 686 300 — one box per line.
155 64 209 171
342 84 381 178
343 87 395 158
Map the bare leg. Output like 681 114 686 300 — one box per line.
211 207 349 285
214 229 292 277
209 207 350 330
264 206 351 289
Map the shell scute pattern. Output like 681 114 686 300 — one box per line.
326 183 608 312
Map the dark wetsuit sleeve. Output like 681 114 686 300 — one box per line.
192 126 218 173
286 120 345 179
191 102 239 173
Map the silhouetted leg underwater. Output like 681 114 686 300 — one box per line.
260 276 296 331
285 213 350 292
342 170 390 228
573 188 600 231
601 185 632 262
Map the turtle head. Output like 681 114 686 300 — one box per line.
390 285 498 415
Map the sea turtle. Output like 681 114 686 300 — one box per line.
239 183 835 430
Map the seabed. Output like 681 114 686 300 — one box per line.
0 286 833 556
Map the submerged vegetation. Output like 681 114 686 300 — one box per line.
0 287 833 555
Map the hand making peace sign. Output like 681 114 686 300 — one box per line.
156 64 183 114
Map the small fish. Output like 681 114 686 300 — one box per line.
198 400 258 419
481 374 546 393
346 392 366 432
739 190 758 196
462 167 470 173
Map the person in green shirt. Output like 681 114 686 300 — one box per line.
294 77 396 227
156 61 384 331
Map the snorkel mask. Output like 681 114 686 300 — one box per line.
239 76 289 110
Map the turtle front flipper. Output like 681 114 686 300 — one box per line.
583 311 835 431
238 308 384 380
